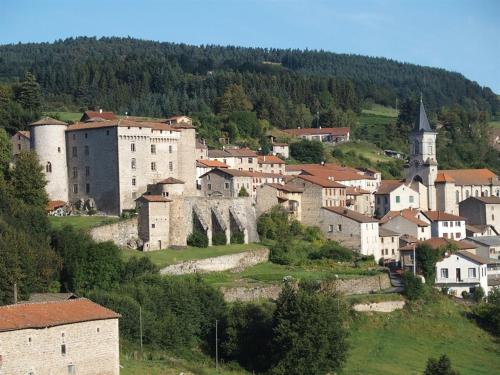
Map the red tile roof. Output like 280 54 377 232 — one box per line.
422 211 465 222
322 206 378 223
257 155 285 164
286 163 375 181
0 299 120 332
46 200 66 212
224 148 258 157
283 127 350 137
381 209 429 227
294 174 347 188
346 187 371 195
82 111 117 121
375 180 405 195
29 117 68 126
137 194 172 202
67 119 180 132
197 159 229 168
266 183 304 193
436 169 498 186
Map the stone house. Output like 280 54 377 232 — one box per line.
0 298 120 375
379 228 400 261
196 159 229 188
380 208 431 241
195 139 208 160
257 155 285 174
375 180 420 218
466 236 500 261
137 194 172 251
319 206 379 257
282 127 350 144
459 196 500 233
207 147 259 171
346 187 372 216
466 224 499 237
200 168 253 199
255 183 303 220
10 130 30 156
421 211 466 240
287 174 347 227
271 142 289 159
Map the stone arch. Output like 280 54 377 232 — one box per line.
46 161 52 173
192 204 211 245
211 207 229 245
413 175 423 184
229 207 247 244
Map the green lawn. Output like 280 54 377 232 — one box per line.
329 140 395 163
43 111 82 123
121 243 265 269
201 260 380 287
48 215 119 230
361 104 398 118
341 297 500 375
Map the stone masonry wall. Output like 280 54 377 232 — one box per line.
160 248 269 275
220 273 391 302
0 319 119 375
89 217 139 248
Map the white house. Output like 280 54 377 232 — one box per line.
379 228 400 262
421 211 466 240
375 180 419 218
320 206 379 257
271 142 289 159
435 250 490 297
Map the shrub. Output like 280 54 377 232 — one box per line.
303 226 324 242
473 286 485 302
424 354 460 375
461 290 469 299
230 231 245 244
257 206 289 240
403 272 427 301
472 288 500 335
309 241 354 262
212 231 227 246
290 139 325 163
187 230 209 248
289 220 304 236
238 186 249 197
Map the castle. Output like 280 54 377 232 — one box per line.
28 112 197 215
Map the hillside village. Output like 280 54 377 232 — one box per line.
2 94 500 374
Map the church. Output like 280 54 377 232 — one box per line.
405 100 500 215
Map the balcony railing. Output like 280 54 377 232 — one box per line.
436 277 480 284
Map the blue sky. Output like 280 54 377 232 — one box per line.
1 0 499 93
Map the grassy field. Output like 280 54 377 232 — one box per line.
121 243 265 268
43 111 82 123
48 215 119 230
328 140 396 163
361 104 398 118
341 297 500 375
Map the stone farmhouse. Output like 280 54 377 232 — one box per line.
0 298 120 375
11 130 30 156
282 127 350 144
380 208 432 241
379 228 400 261
459 196 500 233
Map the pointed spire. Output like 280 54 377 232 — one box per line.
413 98 432 132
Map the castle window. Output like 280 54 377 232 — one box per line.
58 147 61 153
208 183 212 191
73 184 78 194
85 133 88 139
131 158 136 170
151 144 156 154
414 140 419 155
497 190 499 197
248 158 253 164
61 344 66 355
151 224 155 228
484 191 489 197
85 166 90 176
106 130 110 136
169 145 173 154
84 145 89 155
131 143 136 152
73 167 78 178
132 178 136 186
85 184 90 194
466 191 470 198
224 182 230 190
72 147 77 157
169 161 173 172
46 162 52 173
68 364 76 374
151 162 157 171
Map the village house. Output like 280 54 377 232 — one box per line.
319 206 379 257
207 147 259 171
375 180 420 218
459 196 500 232
271 142 289 158
466 236 500 261
421 211 466 240
255 183 303 220
282 127 350 144
380 208 431 241
196 159 229 188
10 130 30 156
257 155 285 174
466 224 499 238
0 298 120 375
346 186 372 216
379 228 400 261
286 174 347 227
195 139 209 160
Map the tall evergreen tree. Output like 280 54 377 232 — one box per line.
11 151 48 209
15 72 42 111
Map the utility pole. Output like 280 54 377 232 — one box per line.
215 319 219 372
413 243 416 275
139 305 143 353
13 282 17 304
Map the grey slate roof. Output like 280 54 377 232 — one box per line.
413 100 433 132
467 236 500 247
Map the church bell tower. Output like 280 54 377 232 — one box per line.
405 99 438 210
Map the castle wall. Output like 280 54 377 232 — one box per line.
176 128 197 194
31 124 69 202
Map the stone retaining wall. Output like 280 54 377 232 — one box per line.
89 218 139 248
220 273 392 302
160 248 269 275
353 300 405 313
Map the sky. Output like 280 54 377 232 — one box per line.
1 0 499 93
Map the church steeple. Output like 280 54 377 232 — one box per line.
413 98 432 133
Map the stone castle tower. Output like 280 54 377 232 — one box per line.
405 100 438 210
29 117 70 202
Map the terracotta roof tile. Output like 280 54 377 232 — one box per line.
294 174 347 188
422 211 465 222
197 159 229 168
437 169 498 186
0 299 120 332
266 183 304 193
82 111 117 121
137 194 172 202
375 180 406 194
381 209 429 227
46 200 66 212
322 206 378 223
257 155 285 164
